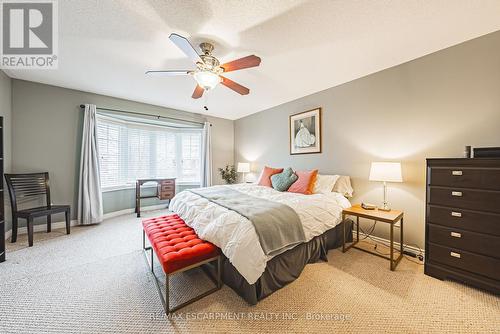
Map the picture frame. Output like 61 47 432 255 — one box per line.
289 107 322 155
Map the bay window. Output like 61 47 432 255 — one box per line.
96 114 202 190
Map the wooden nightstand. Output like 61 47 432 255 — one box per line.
342 204 404 271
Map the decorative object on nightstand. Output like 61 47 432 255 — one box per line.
369 162 403 211
237 162 250 183
342 204 404 271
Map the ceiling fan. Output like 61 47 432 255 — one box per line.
146 33 261 99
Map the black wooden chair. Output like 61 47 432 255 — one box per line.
4 173 71 247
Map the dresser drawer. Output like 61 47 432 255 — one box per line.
428 224 500 258
428 206 500 236
429 167 500 190
159 191 175 200
428 187 500 213
428 243 500 280
160 179 175 186
160 184 175 192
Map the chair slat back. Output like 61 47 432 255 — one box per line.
4 173 51 212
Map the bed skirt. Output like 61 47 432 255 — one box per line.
220 219 353 305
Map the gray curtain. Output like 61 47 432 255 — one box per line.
200 122 212 187
78 104 103 225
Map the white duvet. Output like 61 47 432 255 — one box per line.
169 184 351 284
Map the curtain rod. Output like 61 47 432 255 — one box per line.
79 105 209 126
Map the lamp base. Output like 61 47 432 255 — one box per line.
379 182 391 211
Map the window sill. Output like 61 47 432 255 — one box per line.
102 182 200 193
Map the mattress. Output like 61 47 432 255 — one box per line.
169 183 351 284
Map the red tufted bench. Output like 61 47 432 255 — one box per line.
142 214 221 314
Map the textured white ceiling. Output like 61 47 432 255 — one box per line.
5 0 500 120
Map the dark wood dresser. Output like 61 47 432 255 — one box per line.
425 158 500 294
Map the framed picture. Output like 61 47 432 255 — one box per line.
289 107 322 155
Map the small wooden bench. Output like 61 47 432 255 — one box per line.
142 214 222 314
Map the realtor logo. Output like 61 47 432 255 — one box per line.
1 0 58 69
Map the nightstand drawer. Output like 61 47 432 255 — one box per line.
428 187 500 213
428 206 500 236
428 224 500 258
429 167 500 190
428 243 500 280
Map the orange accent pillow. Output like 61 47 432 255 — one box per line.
287 169 318 195
257 166 284 187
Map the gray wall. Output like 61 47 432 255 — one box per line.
234 31 500 249
11 80 234 225
0 71 12 231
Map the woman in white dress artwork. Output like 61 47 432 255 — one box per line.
295 121 316 148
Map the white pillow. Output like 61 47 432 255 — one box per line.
333 175 354 198
313 174 340 194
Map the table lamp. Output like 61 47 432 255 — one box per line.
369 162 403 211
237 162 250 183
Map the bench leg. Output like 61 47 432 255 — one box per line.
47 215 52 233
162 256 222 316
142 228 222 316
151 248 154 273
217 256 222 289
165 275 170 315
27 217 34 247
11 216 18 243
142 230 154 273
65 209 71 234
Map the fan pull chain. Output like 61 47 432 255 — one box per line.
203 90 209 111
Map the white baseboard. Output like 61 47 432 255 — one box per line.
3 204 168 241
102 204 168 220
354 230 425 257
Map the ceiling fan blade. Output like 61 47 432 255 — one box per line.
169 33 203 64
145 70 191 76
221 55 261 73
192 84 204 99
220 76 250 95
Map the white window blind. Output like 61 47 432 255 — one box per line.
96 115 202 189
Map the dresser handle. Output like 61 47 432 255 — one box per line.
451 191 463 197
450 252 461 258
451 170 463 176
450 232 461 238
451 211 462 217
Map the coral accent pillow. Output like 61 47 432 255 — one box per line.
257 166 284 187
287 169 318 195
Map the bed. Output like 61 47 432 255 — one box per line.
169 183 353 304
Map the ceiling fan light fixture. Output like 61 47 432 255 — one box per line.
193 70 221 90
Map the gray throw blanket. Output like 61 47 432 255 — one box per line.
189 186 306 256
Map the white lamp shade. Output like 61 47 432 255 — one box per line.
237 162 250 173
369 162 403 182
193 70 221 90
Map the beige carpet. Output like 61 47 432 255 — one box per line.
0 210 498 333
